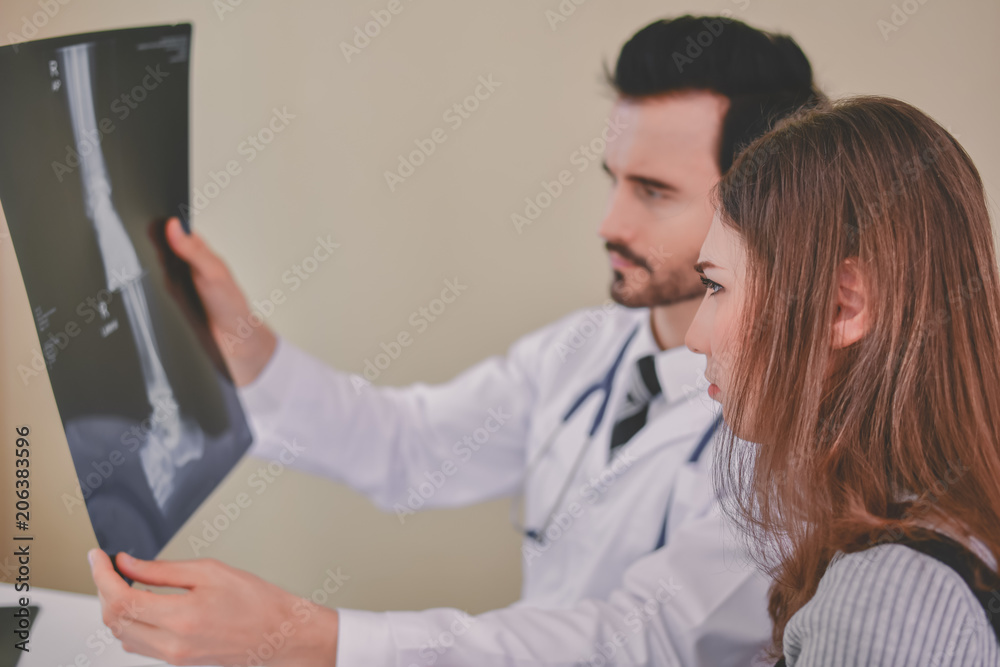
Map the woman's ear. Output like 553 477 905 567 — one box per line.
832 258 870 349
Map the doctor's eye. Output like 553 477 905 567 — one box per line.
700 275 723 295
637 183 667 201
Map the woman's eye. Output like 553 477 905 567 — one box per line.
700 275 723 295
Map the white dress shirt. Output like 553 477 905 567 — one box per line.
238 303 770 666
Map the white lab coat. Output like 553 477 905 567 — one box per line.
239 303 771 666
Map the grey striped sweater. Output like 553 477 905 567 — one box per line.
782 543 1000 666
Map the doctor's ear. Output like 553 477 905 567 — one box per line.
831 258 870 349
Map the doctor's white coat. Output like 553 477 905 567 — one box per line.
239 303 771 666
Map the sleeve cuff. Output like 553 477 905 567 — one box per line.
236 335 299 418
236 336 308 460
336 608 396 667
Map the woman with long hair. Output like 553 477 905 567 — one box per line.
685 96 1000 665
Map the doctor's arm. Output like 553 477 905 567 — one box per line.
89 500 771 667
166 217 548 509
335 503 772 667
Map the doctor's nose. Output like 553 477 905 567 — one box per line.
597 189 639 247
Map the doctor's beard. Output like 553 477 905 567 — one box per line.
607 242 703 308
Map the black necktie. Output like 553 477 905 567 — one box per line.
608 355 662 459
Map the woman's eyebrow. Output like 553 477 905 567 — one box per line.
694 260 719 275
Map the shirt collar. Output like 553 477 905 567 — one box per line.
631 309 708 405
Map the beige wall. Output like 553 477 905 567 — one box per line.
2 0 997 613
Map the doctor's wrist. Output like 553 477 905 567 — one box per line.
223 324 278 387
278 603 339 666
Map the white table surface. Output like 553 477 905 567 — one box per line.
1 583 211 667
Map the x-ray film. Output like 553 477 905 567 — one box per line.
0 25 253 561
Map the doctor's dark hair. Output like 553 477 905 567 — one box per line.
714 96 1000 653
607 15 824 173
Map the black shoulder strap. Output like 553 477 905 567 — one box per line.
894 536 1000 641
772 536 999 666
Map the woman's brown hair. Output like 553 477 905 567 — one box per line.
713 95 1000 650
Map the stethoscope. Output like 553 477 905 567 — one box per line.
510 323 724 547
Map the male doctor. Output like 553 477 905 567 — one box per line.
90 16 822 666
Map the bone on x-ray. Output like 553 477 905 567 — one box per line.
0 25 253 562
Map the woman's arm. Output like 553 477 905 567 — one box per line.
782 544 997 666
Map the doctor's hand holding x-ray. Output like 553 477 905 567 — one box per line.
89 16 823 666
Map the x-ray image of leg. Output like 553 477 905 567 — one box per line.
58 43 204 513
